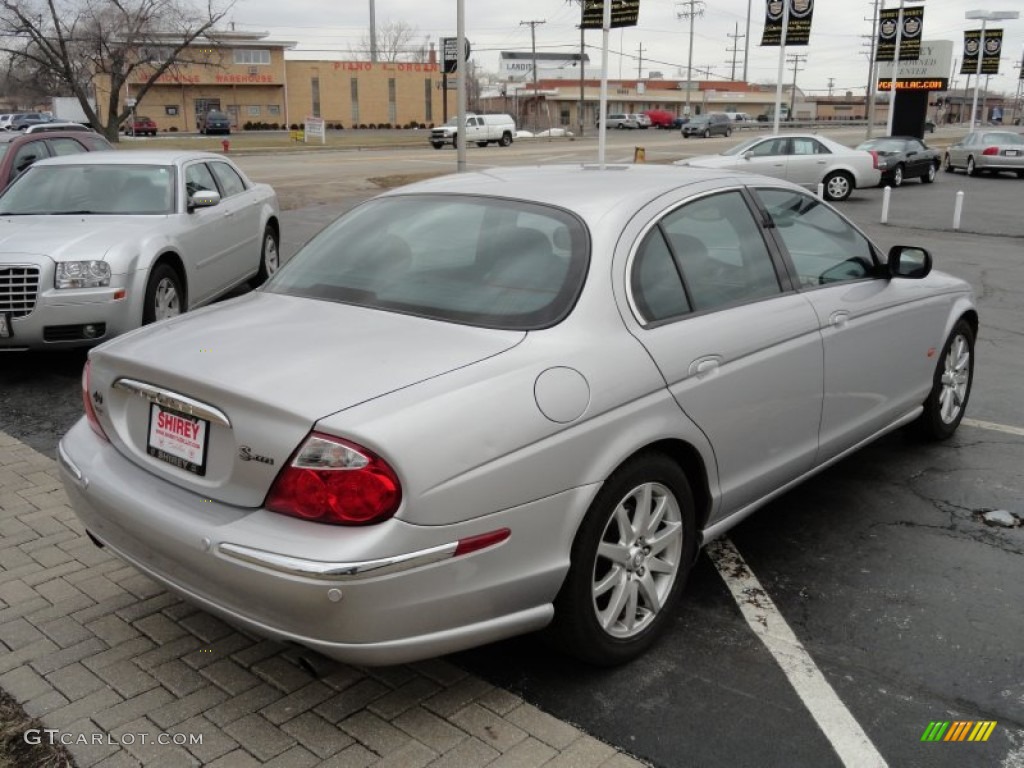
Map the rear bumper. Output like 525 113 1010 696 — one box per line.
976 155 1024 172
58 419 589 665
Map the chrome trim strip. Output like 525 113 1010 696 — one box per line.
57 441 86 487
113 378 232 428
217 541 459 581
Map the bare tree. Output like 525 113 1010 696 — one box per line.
351 20 418 62
0 0 234 141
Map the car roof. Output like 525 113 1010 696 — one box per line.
0 129 104 145
31 150 230 166
380 164 779 222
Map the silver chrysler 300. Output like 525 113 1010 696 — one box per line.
58 165 977 667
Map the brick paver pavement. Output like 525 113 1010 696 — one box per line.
0 429 648 768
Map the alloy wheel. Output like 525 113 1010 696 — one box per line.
153 277 181 320
939 333 971 424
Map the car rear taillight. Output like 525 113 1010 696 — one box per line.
982 146 999 156
82 361 109 441
265 432 402 525
869 150 880 169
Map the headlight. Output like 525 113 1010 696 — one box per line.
55 261 111 289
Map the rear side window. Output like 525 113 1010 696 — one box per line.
209 162 247 197
266 195 589 330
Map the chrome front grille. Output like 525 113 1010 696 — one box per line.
0 265 40 317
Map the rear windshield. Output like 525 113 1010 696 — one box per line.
265 194 590 330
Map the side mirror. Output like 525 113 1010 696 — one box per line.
188 190 221 211
742 151 753 160
888 245 932 279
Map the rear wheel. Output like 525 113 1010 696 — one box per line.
725 128 732 137
143 264 183 325
430 141 443 149
943 154 954 173
1016 170 1024 179
891 164 904 188
499 132 513 147
922 162 937 183
915 319 974 440
702 128 710 138
822 171 853 202
550 453 696 666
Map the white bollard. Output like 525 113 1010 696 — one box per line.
817 182 824 200
953 190 964 231
880 186 891 224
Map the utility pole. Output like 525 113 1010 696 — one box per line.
368 0 378 62
520 19 546 132
828 77 835 97
727 23 745 81
864 0 881 137
743 0 752 82
787 54 807 119
676 0 705 117
637 42 645 80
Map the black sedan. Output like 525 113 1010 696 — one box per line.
855 136 941 187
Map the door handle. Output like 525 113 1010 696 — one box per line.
688 357 721 378
829 311 850 329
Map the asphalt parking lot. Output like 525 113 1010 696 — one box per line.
2 140 1022 768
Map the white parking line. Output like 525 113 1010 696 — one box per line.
707 538 889 768
962 418 1024 438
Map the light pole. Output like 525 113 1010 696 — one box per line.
965 9 1019 129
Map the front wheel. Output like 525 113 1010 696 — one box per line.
702 129 710 138
252 225 279 286
822 171 853 202
550 454 697 666
143 264 183 325
430 141 443 149
922 162 937 184
915 319 974 440
966 156 977 177
725 128 732 137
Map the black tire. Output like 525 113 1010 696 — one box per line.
943 154 954 173
499 132 513 147
922 162 937 184
822 171 854 202
915 319 974 440
966 156 977 177
143 264 184 325
252 225 279 286
1016 170 1024 179
431 141 443 150
550 453 697 666
725 128 732 137
891 164 904 188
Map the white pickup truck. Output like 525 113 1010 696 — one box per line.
430 113 516 149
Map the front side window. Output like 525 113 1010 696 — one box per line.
266 195 589 330
757 188 877 286
11 141 48 176
750 138 789 157
185 163 218 197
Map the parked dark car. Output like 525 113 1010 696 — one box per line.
0 129 113 190
855 136 941 187
9 113 54 131
198 110 231 135
681 113 732 138
672 116 690 129
123 116 158 136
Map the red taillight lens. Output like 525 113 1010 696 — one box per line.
265 432 402 525
982 146 999 156
82 361 109 441
869 150 880 169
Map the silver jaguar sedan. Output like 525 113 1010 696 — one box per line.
0 151 280 349
943 129 1024 177
58 165 977 667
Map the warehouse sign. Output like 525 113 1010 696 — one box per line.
875 6 924 61
761 0 814 47
581 0 640 30
960 29 1002 75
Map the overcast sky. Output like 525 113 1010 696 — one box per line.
230 0 1024 97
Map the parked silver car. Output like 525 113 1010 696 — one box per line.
677 134 881 201
0 151 280 349
943 130 1024 177
59 165 976 667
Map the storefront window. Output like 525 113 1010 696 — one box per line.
311 76 321 118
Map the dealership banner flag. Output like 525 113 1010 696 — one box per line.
961 29 1003 75
581 0 640 29
761 0 814 46
875 6 924 61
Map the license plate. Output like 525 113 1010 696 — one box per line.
0 313 10 338
1005 150 1019 157
147 404 209 476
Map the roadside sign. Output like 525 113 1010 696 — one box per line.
304 116 325 145
442 37 471 74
